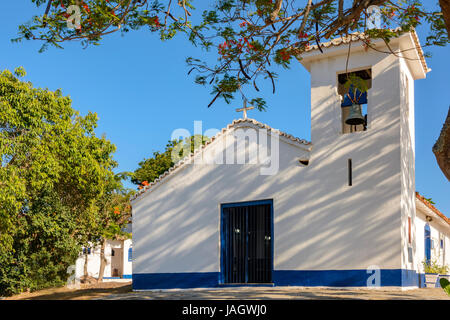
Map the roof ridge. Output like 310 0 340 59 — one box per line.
130 118 311 202
304 29 428 74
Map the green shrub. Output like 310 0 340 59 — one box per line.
423 260 449 274
440 278 450 296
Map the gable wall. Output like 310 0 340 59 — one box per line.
132 128 310 274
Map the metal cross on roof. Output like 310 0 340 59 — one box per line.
236 100 255 119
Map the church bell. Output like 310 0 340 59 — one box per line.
345 104 365 125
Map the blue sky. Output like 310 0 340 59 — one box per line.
1 2 449 216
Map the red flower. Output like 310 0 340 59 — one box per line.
82 3 90 14
239 21 247 28
298 31 308 39
153 16 161 28
279 48 291 61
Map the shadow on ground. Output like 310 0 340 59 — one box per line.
100 287 450 300
5 283 448 300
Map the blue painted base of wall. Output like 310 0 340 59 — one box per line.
103 274 132 280
219 283 275 287
133 272 220 290
274 269 422 287
402 269 419 287
132 269 422 290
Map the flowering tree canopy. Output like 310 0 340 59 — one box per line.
16 1 449 108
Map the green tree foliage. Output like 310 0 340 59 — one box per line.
132 135 209 187
0 68 117 296
15 1 450 108
91 173 133 281
440 278 450 296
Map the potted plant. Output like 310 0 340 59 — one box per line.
423 260 449 288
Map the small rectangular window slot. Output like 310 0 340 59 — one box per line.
348 159 352 186
299 159 309 166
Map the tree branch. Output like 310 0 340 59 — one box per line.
270 0 283 22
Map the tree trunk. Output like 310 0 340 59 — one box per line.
439 0 450 38
97 238 108 282
433 107 450 181
83 251 89 281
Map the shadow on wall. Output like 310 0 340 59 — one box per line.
133 56 407 275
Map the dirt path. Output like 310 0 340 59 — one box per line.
3 281 132 300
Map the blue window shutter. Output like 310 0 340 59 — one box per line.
128 247 132 262
424 224 431 264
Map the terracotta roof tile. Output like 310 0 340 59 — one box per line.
416 192 450 226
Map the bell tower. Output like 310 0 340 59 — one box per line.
299 31 429 286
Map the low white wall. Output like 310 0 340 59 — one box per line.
75 239 133 280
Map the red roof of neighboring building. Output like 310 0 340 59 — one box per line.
416 192 450 226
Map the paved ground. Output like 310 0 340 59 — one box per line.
5 282 449 300
101 286 449 300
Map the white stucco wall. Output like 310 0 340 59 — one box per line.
123 239 133 276
306 42 404 271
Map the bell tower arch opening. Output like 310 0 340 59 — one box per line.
337 68 372 134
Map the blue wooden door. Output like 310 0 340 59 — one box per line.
424 224 431 264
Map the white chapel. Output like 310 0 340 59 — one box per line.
130 31 450 289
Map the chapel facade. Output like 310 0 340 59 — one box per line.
131 31 449 289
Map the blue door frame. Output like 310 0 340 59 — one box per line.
220 199 274 285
